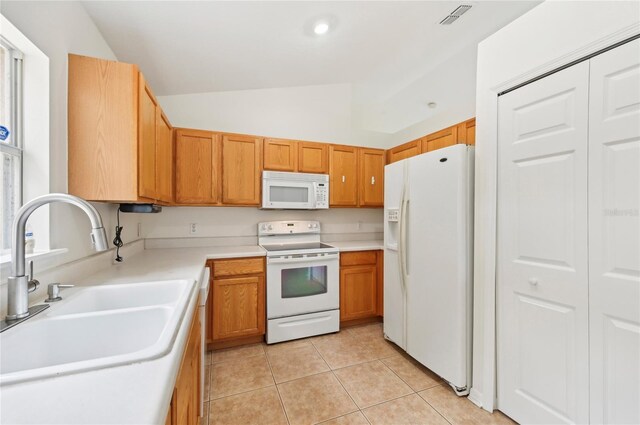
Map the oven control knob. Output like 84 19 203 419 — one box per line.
267 224 273 230
308 224 312 228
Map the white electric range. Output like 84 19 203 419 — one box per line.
258 220 340 344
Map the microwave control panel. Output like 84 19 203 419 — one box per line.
315 183 329 208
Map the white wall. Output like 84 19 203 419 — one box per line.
471 0 640 412
0 1 141 268
143 207 383 248
158 83 390 148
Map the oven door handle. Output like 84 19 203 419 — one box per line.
267 253 339 264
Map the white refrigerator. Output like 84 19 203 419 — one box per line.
383 144 474 395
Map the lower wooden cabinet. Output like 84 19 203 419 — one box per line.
165 302 201 425
206 257 266 348
340 250 383 324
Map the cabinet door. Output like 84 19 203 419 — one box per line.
264 138 298 172
358 148 385 207
387 139 420 164
175 129 220 204
299 142 329 173
156 110 173 203
212 275 265 340
138 74 158 200
174 309 201 425
422 126 458 153
340 265 377 321
329 145 358 206
221 134 262 205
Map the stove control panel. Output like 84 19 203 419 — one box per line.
258 220 321 235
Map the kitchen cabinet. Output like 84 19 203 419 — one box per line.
221 134 263 205
263 138 298 172
358 148 385 207
421 125 458 153
457 118 476 146
339 250 383 324
68 54 172 203
207 257 266 347
299 141 329 173
155 110 174 203
387 139 420 164
165 302 201 425
329 145 359 207
263 139 330 175
175 129 220 205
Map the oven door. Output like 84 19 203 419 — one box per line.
262 179 316 209
266 253 339 318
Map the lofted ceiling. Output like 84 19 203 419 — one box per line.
81 1 540 98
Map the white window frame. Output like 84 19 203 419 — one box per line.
0 36 23 254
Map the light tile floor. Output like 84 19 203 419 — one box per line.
202 323 516 425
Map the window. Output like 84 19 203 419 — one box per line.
0 37 23 253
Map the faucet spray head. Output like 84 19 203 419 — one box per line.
91 227 109 252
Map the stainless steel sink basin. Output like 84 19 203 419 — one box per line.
0 279 194 385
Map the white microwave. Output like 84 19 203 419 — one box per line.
262 171 329 209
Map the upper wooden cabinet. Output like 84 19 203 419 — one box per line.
422 126 457 153
457 118 476 145
263 138 298 172
221 134 263 205
329 145 359 207
299 142 329 174
155 110 173 204
387 117 477 163
263 139 329 175
387 139 420 164
68 54 172 203
358 148 385 207
175 129 220 205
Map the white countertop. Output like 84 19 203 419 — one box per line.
0 241 382 424
329 240 384 252
0 246 265 425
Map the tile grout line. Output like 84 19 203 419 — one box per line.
416 388 455 425
264 345 292 425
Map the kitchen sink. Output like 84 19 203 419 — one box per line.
49 280 189 316
0 279 194 385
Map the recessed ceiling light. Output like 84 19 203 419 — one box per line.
314 21 330 35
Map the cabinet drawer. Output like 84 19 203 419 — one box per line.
340 251 378 267
213 257 264 277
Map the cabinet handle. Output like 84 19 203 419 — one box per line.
371 176 375 185
342 175 345 183
528 277 539 286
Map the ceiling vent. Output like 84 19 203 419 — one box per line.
439 5 472 25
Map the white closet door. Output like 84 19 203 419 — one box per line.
588 38 640 425
497 61 590 424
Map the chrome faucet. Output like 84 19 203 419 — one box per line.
2 194 108 329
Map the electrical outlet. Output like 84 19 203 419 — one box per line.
190 223 197 235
